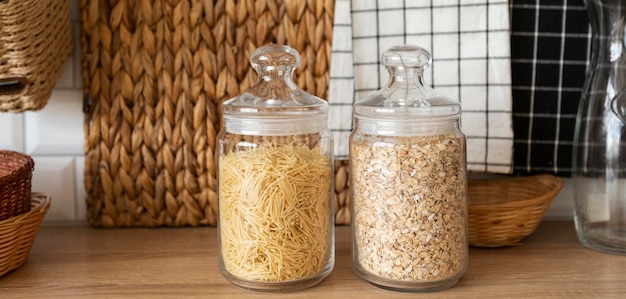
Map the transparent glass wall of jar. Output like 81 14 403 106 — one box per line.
573 0 626 255
349 45 468 292
216 44 334 291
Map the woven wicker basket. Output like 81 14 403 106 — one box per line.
0 151 34 222
0 193 51 277
468 175 564 247
79 0 335 227
0 0 73 113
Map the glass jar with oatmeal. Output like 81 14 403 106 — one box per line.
216 44 334 292
349 44 468 292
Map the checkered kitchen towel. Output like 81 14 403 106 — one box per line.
328 0 355 160
510 0 591 176
328 0 514 173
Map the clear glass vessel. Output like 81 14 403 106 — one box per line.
573 0 626 255
349 45 468 292
216 44 334 291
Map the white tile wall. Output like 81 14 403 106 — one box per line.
0 114 23 152
31 157 77 222
24 90 84 156
0 2 574 224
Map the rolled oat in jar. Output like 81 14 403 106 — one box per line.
349 45 468 292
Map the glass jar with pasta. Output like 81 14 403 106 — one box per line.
349 45 468 292
216 44 334 292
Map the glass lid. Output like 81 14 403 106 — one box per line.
222 44 327 119
354 45 460 120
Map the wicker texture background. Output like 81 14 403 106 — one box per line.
79 0 334 227
0 0 72 113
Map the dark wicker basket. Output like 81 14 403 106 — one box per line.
0 151 35 221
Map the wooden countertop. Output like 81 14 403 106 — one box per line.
1 221 625 298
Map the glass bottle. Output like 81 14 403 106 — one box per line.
573 0 626 255
349 45 468 292
216 44 334 291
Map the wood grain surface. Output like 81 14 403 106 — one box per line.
1 222 625 298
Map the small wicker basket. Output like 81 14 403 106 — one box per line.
0 193 51 277
468 175 564 247
0 150 35 222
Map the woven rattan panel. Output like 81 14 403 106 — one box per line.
79 0 334 227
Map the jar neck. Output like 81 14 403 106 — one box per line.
585 0 626 123
354 116 461 136
586 1 626 64
249 66 298 100
388 66 424 81
224 114 328 136
387 66 433 91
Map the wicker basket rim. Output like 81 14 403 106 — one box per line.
468 175 564 210
0 193 50 227
0 150 35 185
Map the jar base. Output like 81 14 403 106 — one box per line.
220 266 333 292
353 264 462 292
577 224 626 255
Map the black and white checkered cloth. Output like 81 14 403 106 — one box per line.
328 0 514 173
510 0 591 176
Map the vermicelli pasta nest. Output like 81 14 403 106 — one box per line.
218 143 333 282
